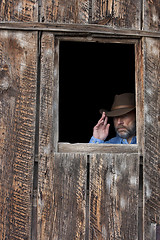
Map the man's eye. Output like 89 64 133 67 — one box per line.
123 113 128 118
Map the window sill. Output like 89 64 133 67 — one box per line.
58 142 138 154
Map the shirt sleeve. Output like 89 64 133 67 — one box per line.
89 136 105 144
89 136 136 144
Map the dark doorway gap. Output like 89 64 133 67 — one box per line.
59 41 135 143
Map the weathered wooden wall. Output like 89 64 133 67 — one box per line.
38 153 87 240
89 153 139 240
91 0 141 29
143 0 160 32
0 0 159 30
0 0 159 240
0 0 38 22
143 37 160 240
40 0 90 24
0 31 37 239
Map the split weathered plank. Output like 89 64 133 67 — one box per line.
143 38 160 240
143 0 160 32
91 0 141 29
0 0 38 22
40 0 90 23
37 153 87 240
0 31 37 239
89 153 139 240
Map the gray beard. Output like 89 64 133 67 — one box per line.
115 122 136 140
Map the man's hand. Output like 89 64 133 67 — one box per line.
93 112 110 141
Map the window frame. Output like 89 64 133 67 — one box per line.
53 36 144 154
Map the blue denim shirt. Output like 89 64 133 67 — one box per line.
89 135 137 144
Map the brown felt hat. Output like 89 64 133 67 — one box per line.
100 93 135 117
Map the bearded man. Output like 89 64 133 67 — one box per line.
89 93 136 144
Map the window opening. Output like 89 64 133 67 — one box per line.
59 41 135 143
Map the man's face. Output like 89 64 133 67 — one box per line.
113 110 136 140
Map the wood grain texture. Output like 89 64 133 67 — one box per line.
91 0 141 29
40 0 90 23
135 40 145 155
0 31 37 239
90 153 139 240
143 0 160 32
144 38 160 240
37 153 87 240
36 32 55 240
0 22 159 38
0 0 38 22
38 33 87 239
39 32 56 153
58 143 138 154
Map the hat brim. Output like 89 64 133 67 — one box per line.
100 107 135 117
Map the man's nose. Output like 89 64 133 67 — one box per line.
117 117 124 125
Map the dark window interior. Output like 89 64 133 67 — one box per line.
59 41 135 143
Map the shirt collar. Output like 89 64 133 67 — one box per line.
118 135 137 144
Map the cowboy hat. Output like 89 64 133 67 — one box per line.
100 93 135 117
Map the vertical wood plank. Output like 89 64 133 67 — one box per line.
40 0 89 23
0 31 37 239
39 32 56 153
38 32 87 239
90 153 139 240
143 0 160 32
92 0 141 29
36 31 55 240
135 40 145 155
144 37 160 240
0 0 38 22
37 153 87 240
